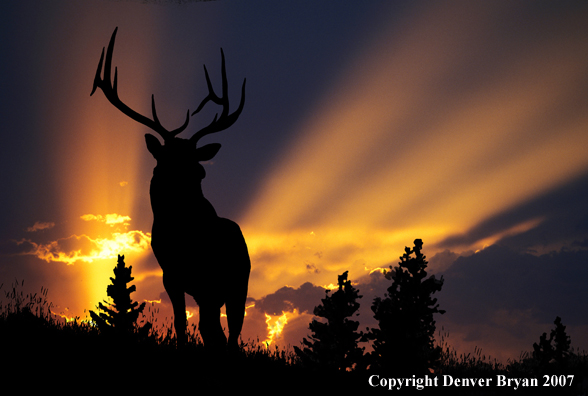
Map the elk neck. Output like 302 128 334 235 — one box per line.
149 164 217 221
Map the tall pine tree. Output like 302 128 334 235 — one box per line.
295 271 365 372
368 239 444 374
90 255 149 337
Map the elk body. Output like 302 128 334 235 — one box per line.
91 28 250 351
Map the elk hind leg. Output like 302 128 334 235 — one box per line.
198 303 227 352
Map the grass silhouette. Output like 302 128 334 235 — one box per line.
0 281 321 391
1 280 587 394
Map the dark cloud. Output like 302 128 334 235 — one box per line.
26 221 55 232
415 244 588 359
305 262 320 274
352 271 389 330
439 245 588 326
436 171 588 253
253 282 326 316
427 249 465 273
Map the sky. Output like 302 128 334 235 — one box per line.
1 0 588 363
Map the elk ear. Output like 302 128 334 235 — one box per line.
195 143 221 161
145 133 163 159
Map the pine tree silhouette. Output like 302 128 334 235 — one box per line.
367 239 445 374
533 316 571 367
294 271 365 372
90 255 150 338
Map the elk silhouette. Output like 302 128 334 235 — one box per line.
90 27 250 352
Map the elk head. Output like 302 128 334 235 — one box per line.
90 27 246 180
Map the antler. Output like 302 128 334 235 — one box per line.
90 27 190 142
190 48 246 145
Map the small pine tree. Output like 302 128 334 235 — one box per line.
368 239 445 374
294 271 365 372
90 255 149 337
533 316 571 367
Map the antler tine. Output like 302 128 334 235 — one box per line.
190 48 246 144
90 47 105 97
151 94 190 137
91 27 190 141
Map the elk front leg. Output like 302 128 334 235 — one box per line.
226 290 247 351
163 274 187 348
198 303 227 352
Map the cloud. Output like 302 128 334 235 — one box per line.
17 230 151 265
26 221 55 232
81 213 132 227
252 282 327 316
305 263 320 274
246 272 384 347
440 244 588 326
427 249 463 273
436 171 588 253
433 244 588 361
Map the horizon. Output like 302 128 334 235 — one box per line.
1 0 588 364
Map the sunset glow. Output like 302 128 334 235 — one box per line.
17 213 153 315
243 13 588 250
80 213 132 227
20 215 150 265
51 310 84 324
238 4 588 326
2 1 588 364
263 310 297 347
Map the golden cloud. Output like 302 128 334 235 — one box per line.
18 230 151 265
80 213 132 227
26 221 56 232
